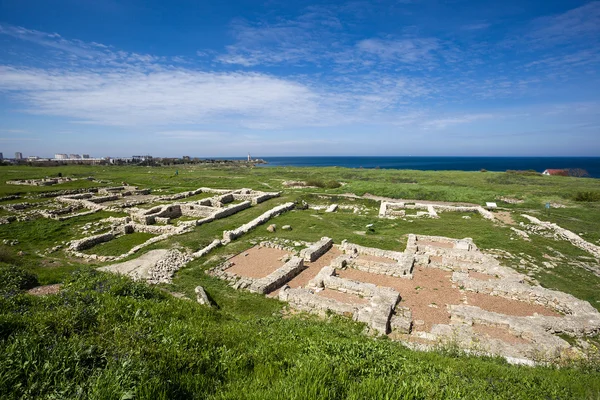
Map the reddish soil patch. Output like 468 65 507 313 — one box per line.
226 246 289 279
286 247 343 289
473 324 530 345
27 284 61 296
468 271 499 281
417 240 454 249
356 253 396 264
338 267 463 332
466 292 560 317
494 211 515 225
316 288 369 305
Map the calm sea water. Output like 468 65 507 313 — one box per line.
256 157 600 178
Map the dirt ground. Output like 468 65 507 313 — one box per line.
226 246 289 279
465 292 560 317
494 211 516 225
27 284 61 296
338 266 461 332
417 240 454 249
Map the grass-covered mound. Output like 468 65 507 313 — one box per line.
1 266 599 399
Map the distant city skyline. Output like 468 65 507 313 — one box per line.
0 0 599 156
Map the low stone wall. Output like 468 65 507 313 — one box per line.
212 201 251 219
88 195 120 204
340 241 414 277
279 286 358 316
68 232 114 251
452 271 599 318
55 209 100 221
300 237 333 262
522 214 600 258
282 264 402 335
179 204 216 218
248 256 305 294
379 202 494 221
192 239 222 259
252 192 280 205
222 202 295 243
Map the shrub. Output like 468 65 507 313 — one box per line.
0 245 15 264
0 265 38 296
480 169 487 172
305 180 342 189
505 169 540 176
574 191 600 202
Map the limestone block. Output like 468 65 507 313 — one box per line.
195 286 211 307
326 204 338 213
300 237 333 262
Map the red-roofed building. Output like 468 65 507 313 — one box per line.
542 169 569 176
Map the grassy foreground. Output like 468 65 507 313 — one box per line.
2 268 600 400
0 164 599 399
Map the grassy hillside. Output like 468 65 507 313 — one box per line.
0 164 599 399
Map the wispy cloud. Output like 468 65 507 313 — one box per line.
356 38 440 64
526 1 600 47
157 130 231 139
422 114 495 130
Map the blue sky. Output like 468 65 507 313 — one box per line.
0 0 599 157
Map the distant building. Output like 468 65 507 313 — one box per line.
55 154 68 160
0 153 3 160
27 156 40 161
69 154 81 159
82 154 90 159
132 155 153 163
15 152 23 160
542 169 568 176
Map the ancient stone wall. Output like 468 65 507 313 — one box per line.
222 202 295 243
68 232 114 251
248 256 305 294
522 214 600 258
300 237 333 262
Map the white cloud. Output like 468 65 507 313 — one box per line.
157 130 231 139
422 114 495 129
527 1 600 46
356 38 440 64
0 66 330 128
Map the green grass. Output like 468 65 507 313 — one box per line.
1 164 600 398
1 269 599 400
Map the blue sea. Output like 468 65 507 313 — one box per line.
255 157 600 178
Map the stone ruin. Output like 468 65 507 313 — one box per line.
6 177 94 186
209 234 600 363
60 187 285 262
379 201 495 221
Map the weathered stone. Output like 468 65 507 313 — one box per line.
300 237 333 262
195 286 212 306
